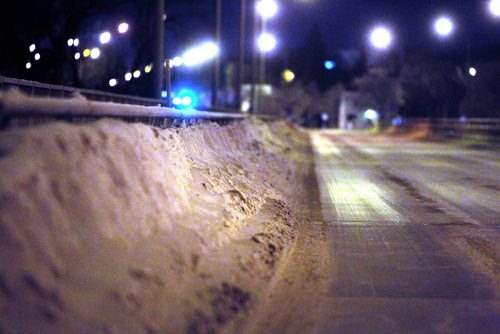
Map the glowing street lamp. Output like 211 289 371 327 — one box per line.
489 0 500 17
74 52 81 60
256 0 278 19
469 67 477 77
282 69 295 83
369 26 393 50
124 72 132 81
434 16 454 37
257 32 277 53
109 78 118 87
90 47 100 59
99 31 112 44
133 70 141 78
25 62 32 69
29 44 36 52
118 22 129 34
34 53 41 61
171 56 183 67
182 41 219 67
73 38 79 47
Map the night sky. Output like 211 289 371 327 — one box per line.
274 0 500 54
1 0 499 88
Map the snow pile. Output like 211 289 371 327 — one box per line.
0 118 310 333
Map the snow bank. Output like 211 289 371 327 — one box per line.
0 118 310 333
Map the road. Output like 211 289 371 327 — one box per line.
243 130 500 333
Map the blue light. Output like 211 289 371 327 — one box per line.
161 91 167 98
174 88 198 109
324 60 336 70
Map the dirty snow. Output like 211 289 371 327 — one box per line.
0 118 311 333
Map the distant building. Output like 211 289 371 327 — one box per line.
338 91 374 130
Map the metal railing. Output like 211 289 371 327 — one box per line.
0 75 164 106
402 117 500 143
0 76 250 129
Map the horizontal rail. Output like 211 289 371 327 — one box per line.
405 117 500 128
0 75 163 106
0 89 245 121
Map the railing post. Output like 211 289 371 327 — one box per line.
165 59 172 108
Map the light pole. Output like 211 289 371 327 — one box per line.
153 0 165 101
213 0 222 109
237 0 247 112
253 0 278 114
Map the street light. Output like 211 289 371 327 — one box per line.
256 0 278 19
257 32 277 53
90 48 100 59
181 41 219 67
489 0 500 17
99 32 112 44
118 22 129 34
369 26 393 50
433 16 454 37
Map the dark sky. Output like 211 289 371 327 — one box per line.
1 0 498 86
265 0 500 56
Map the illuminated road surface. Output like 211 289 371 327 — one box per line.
246 131 499 333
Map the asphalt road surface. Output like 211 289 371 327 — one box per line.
243 130 499 334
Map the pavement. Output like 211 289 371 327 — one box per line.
244 130 500 334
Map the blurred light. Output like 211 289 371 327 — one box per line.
90 48 100 59
321 113 329 122
83 49 91 57
324 60 336 70
29 44 36 52
489 0 500 17
118 22 129 34
241 100 251 112
469 67 477 76
370 26 393 49
282 69 295 82
67 38 74 47
434 16 454 37
34 53 41 61
133 70 141 78
256 0 278 19
182 41 219 67
175 88 198 109
172 56 183 67
161 91 167 98
74 52 81 60
257 32 277 53
109 78 118 87
99 32 111 44
392 116 404 126
364 109 379 120
25 62 32 69
144 65 152 73
125 72 132 81
182 96 193 107
73 38 79 47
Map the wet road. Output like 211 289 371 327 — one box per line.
246 131 500 333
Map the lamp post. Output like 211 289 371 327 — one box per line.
252 0 278 114
213 0 222 109
153 0 165 100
